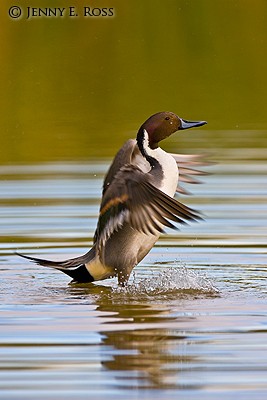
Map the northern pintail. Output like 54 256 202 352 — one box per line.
18 112 207 285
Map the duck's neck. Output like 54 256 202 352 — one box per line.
136 128 160 169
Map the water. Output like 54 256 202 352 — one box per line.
1 153 267 399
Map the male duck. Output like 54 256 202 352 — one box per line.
19 112 207 285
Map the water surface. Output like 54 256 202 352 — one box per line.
1 151 267 399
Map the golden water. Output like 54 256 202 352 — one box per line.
1 153 267 399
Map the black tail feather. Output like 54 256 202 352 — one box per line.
16 252 69 268
16 247 95 269
16 250 95 283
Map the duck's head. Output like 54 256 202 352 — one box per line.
138 111 207 150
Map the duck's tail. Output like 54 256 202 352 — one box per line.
16 250 95 282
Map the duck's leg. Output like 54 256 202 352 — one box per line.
117 266 136 286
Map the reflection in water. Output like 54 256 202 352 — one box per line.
1 263 267 396
102 329 195 389
67 283 202 389
96 292 195 388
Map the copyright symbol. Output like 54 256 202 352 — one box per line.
9 6 22 19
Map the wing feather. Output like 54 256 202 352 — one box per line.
102 139 136 194
170 153 213 195
95 164 201 249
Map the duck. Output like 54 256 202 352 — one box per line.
18 112 207 285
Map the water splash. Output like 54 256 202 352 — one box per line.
112 266 219 300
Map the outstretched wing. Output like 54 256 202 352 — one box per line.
94 164 201 249
102 139 136 194
170 153 212 195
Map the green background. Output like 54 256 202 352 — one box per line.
2 0 267 163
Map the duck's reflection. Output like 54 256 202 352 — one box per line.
101 329 197 388
67 282 201 389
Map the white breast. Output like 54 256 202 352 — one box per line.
150 147 179 197
131 133 179 198
142 130 179 197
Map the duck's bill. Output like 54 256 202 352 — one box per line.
180 119 207 130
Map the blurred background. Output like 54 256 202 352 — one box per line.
1 0 267 163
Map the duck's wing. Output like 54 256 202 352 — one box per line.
102 139 136 194
170 153 212 195
17 140 137 278
94 164 202 250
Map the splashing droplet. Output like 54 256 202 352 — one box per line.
112 266 219 300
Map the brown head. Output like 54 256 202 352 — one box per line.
138 111 207 149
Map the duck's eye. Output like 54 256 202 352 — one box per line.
165 117 170 120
